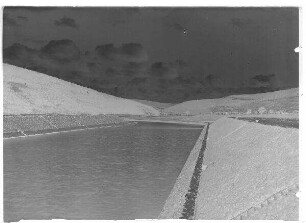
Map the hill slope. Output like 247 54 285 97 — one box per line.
133 99 174 110
165 88 298 115
3 64 160 116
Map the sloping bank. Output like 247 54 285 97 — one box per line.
160 117 299 220
159 124 209 219
3 114 125 138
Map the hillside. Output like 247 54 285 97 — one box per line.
165 88 299 115
3 64 160 116
133 99 174 110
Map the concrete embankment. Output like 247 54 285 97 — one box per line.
159 124 209 218
196 117 298 220
125 114 220 125
160 117 299 220
3 114 124 138
128 119 205 126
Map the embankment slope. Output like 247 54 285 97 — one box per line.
165 88 298 115
3 64 159 116
195 117 298 220
159 125 209 219
133 99 174 110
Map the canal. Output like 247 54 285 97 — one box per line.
4 122 202 221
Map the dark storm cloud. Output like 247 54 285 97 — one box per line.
204 73 281 94
41 39 81 61
95 44 114 59
22 37 48 46
120 62 148 77
3 7 299 102
3 13 19 26
4 43 40 65
4 39 149 97
95 43 148 62
3 40 87 84
3 39 192 101
239 74 281 93
150 62 179 79
252 74 275 83
247 74 279 89
54 16 78 29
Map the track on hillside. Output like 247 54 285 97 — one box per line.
233 117 298 129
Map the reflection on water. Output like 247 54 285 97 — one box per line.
4 123 202 221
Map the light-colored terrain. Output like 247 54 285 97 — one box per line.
196 117 298 220
3 64 160 116
133 99 174 110
127 114 221 125
165 88 299 115
160 117 298 220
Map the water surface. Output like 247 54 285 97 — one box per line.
4 122 202 221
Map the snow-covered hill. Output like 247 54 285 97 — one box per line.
3 64 160 116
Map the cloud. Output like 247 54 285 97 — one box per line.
4 41 147 99
3 43 41 67
3 13 19 26
95 44 114 59
22 37 48 47
41 39 81 61
243 74 280 90
205 74 228 88
54 16 78 28
149 62 179 79
120 62 148 77
4 41 244 103
252 74 275 83
3 41 232 102
3 40 88 83
95 43 148 62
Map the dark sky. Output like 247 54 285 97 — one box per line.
3 7 299 103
